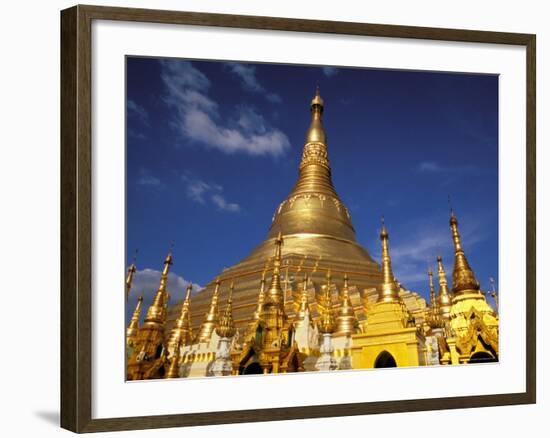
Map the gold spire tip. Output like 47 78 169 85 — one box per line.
311 86 324 109
380 216 388 238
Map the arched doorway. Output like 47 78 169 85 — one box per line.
469 351 497 363
374 351 397 368
243 362 263 375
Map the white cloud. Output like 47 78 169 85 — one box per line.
417 161 478 174
127 269 203 322
186 179 211 204
137 175 161 186
127 99 149 125
160 60 289 157
226 62 282 103
128 129 146 140
211 194 240 212
322 67 339 77
182 174 240 213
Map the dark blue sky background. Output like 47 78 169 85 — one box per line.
126 56 498 310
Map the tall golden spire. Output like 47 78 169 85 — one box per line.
197 278 221 343
144 253 172 325
126 295 143 346
336 274 358 336
267 88 357 241
449 213 481 294
167 282 193 350
293 86 333 195
436 256 452 320
216 282 236 339
253 271 267 321
378 219 400 303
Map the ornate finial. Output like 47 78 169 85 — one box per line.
380 215 388 239
126 255 138 301
253 272 267 320
167 282 193 350
378 219 400 302
305 87 326 146
436 256 452 322
144 254 172 325
311 85 324 111
197 278 221 343
158 250 173 293
428 266 436 308
266 234 285 306
216 282 236 338
126 295 144 346
448 212 480 294
336 274 358 336
185 282 192 300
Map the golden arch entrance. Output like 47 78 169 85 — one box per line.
374 351 397 368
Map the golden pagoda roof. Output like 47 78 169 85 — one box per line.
167 89 382 336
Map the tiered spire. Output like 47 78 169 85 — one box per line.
318 270 336 334
216 282 236 339
378 219 400 303
291 86 336 197
426 267 443 329
267 88 356 241
335 274 358 336
261 233 287 348
144 253 172 325
126 295 143 346
428 267 436 309
197 278 221 343
126 259 137 301
266 232 284 306
436 256 452 321
167 283 193 350
253 271 267 321
295 273 311 327
449 213 481 294
165 338 182 379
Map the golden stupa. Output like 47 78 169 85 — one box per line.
126 88 499 380
165 87 382 336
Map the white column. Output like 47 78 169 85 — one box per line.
211 337 233 376
316 333 338 371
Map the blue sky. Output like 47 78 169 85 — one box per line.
126 56 498 315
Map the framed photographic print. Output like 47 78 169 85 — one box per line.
60 4 536 433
